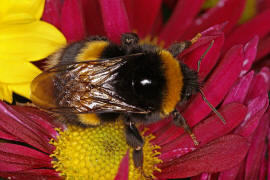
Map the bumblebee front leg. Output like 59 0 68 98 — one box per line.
168 33 202 57
172 109 199 146
124 115 144 168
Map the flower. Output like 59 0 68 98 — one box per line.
1 0 270 179
0 0 66 103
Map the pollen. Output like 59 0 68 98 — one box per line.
50 120 162 180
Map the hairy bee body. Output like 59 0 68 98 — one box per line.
31 33 200 167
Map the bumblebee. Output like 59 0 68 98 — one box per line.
31 33 224 168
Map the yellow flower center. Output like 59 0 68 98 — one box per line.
50 120 162 180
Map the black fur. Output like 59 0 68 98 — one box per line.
180 62 200 102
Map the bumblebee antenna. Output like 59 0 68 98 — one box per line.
199 89 226 124
197 40 214 73
197 40 226 124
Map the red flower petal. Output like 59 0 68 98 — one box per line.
181 0 246 39
42 0 62 29
99 0 131 43
184 45 244 126
114 151 129 180
158 103 247 154
0 143 52 171
223 71 254 105
258 0 270 11
181 32 224 79
0 169 60 180
236 93 269 137
223 9 270 53
245 111 269 179
0 102 55 154
218 163 243 180
60 0 86 42
81 0 106 36
156 135 249 179
246 67 270 100
158 0 205 45
256 35 270 61
130 0 162 38
240 36 259 77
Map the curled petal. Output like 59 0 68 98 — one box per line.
239 36 259 77
99 0 131 43
245 111 269 179
156 135 249 179
223 71 254 105
246 67 270 100
236 93 269 137
223 9 270 53
0 0 45 23
181 0 246 39
159 0 204 45
60 0 86 42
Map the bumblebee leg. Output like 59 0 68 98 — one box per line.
124 115 144 167
168 33 202 57
172 109 199 146
121 33 139 47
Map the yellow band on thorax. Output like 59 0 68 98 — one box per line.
159 50 183 115
76 41 109 61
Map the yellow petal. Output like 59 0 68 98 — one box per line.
0 61 41 84
10 82 32 100
0 61 41 102
0 84 13 103
0 21 66 61
0 0 45 23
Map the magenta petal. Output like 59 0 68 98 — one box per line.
223 71 254 105
114 151 129 180
245 111 269 179
219 164 243 180
99 0 131 43
181 0 246 39
81 0 106 36
256 35 270 60
184 45 244 126
236 93 269 137
223 9 270 53
246 67 270 100
60 0 86 42
0 127 21 141
158 0 205 45
131 0 162 38
156 135 249 179
240 36 259 77
42 0 62 29
0 102 55 154
159 103 247 154
181 32 224 79
0 169 60 179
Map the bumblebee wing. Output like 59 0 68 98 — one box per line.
31 57 148 114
